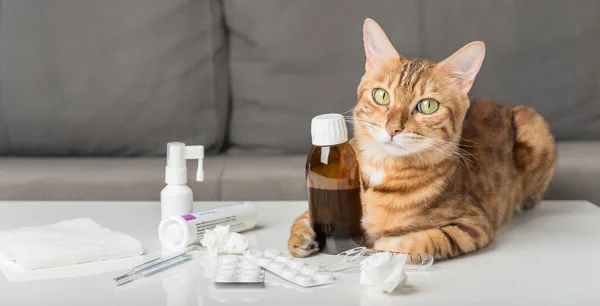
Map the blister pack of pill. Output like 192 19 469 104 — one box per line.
242 249 337 288
213 255 265 285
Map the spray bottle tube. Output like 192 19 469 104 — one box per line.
158 202 257 251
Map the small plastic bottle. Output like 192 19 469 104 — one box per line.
307 113 364 255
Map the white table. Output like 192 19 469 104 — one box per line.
0 200 598 305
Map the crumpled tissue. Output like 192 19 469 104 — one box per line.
359 252 408 293
199 225 248 257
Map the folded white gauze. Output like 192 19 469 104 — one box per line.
200 225 248 257
0 218 143 271
359 252 408 293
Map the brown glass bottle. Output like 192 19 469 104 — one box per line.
307 114 364 255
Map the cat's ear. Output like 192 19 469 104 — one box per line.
363 18 400 71
435 41 485 94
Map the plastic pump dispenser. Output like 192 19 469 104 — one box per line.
161 142 204 220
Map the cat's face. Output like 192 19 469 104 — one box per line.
353 19 485 161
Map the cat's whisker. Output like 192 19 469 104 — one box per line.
347 121 379 133
458 151 477 163
344 118 373 126
399 132 474 171
445 148 474 171
414 133 478 148
424 146 465 168
442 149 470 171
430 141 474 161
424 141 473 171
431 136 479 149
428 144 460 159
340 108 355 115
410 135 478 165
458 138 481 145
344 118 380 130
343 117 379 126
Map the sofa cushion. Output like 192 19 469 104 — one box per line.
220 155 307 201
0 0 228 156
224 0 422 154
0 119 8 156
0 157 224 201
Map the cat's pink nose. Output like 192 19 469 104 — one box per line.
385 124 403 137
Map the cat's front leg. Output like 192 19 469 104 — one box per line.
288 211 319 257
373 220 492 260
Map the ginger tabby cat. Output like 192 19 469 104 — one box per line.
288 18 557 260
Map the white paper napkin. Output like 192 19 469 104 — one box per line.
0 218 143 271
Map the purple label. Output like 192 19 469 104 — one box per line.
182 214 196 221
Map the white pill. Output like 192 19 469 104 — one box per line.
264 249 280 257
288 259 306 269
219 255 239 264
243 265 261 273
295 274 314 286
242 270 260 278
314 272 334 282
244 263 260 270
300 265 319 276
243 249 263 260
282 268 300 279
275 255 292 263
268 261 287 273
240 275 258 282
219 262 238 269
216 275 232 282
257 256 273 266
217 266 236 274
217 272 236 279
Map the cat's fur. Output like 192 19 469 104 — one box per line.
288 19 557 260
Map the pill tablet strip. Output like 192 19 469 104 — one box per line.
243 249 337 288
213 255 265 284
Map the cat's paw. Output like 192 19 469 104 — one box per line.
373 235 420 254
288 227 319 258
373 236 405 252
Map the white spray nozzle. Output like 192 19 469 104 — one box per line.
185 145 204 182
165 142 204 184
167 142 186 168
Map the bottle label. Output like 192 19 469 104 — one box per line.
182 215 196 221
190 202 246 217
185 202 252 243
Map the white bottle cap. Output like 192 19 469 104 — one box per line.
166 142 187 185
310 113 348 146
158 216 197 252
167 142 186 168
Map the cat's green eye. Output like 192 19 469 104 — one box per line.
372 88 390 105
416 98 440 114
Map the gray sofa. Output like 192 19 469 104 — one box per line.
0 1 598 205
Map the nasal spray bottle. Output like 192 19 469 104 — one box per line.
161 142 204 220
